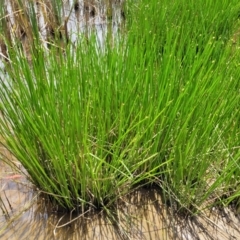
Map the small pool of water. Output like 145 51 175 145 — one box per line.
1 153 240 240
0 159 171 239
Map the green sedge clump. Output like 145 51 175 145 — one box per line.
0 0 239 214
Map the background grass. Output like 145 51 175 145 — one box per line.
0 0 240 214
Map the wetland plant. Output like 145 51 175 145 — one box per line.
0 0 240 215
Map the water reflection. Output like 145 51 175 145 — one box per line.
1 0 124 50
63 0 123 49
2 173 240 240
0 110 170 239
0 0 125 83
1 178 171 240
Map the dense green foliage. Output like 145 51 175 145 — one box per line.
0 0 240 213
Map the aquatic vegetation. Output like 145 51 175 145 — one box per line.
0 0 240 215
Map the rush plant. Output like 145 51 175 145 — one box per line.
0 0 240 214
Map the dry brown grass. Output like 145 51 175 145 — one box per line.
0 0 125 61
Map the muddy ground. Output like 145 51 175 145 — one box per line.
1 155 240 240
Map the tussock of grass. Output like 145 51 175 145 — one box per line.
0 0 240 214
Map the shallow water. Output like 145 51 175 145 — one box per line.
0 162 171 239
0 141 172 239
1 153 240 240
2 0 123 51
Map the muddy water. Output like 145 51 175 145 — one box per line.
1 153 240 240
0 143 172 239
0 161 172 239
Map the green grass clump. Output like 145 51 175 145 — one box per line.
0 0 240 214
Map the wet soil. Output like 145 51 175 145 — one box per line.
1 154 240 240
0 144 171 239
